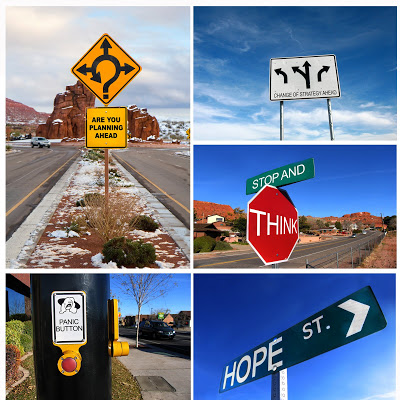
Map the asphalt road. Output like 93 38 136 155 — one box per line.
112 147 190 228
194 231 383 269
6 145 79 240
119 327 191 357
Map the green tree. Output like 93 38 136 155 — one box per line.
335 221 342 230
316 219 325 229
299 216 310 233
232 217 247 239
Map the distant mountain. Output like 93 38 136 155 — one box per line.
6 98 49 125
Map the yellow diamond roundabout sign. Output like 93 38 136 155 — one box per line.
72 33 141 105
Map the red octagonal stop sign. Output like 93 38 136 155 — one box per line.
247 185 298 265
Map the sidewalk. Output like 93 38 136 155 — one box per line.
119 336 190 400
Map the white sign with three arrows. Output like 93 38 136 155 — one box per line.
270 55 340 101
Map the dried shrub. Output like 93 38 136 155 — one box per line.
130 215 159 232
103 237 156 268
82 191 141 243
6 344 21 385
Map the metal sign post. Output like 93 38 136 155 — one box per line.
327 98 334 140
271 369 287 400
270 54 340 140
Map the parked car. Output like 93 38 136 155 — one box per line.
139 320 175 340
31 137 51 148
351 233 357 238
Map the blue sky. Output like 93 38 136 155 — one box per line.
194 274 396 400
7 274 191 318
111 274 191 317
194 145 396 217
6 7 190 120
194 7 397 141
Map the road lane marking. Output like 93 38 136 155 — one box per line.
113 153 190 214
6 152 78 217
197 256 260 267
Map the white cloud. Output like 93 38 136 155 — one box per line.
194 104 237 120
195 83 261 107
284 107 396 129
360 102 376 108
359 391 396 400
6 7 190 112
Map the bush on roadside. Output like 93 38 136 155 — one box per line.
19 333 32 353
103 237 156 268
86 148 104 161
6 320 25 335
194 236 216 253
23 321 33 337
6 326 23 356
6 344 21 385
9 313 30 322
130 215 159 232
214 241 233 251
76 192 105 207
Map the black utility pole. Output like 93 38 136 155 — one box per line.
31 274 112 400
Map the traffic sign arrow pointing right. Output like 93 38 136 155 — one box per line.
338 299 370 337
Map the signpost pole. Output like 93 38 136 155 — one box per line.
271 369 288 400
105 148 109 209
327 98 335 140
104 104 110 211
31 274 112 400
280 101 284 140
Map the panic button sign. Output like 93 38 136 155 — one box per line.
51 291 87 345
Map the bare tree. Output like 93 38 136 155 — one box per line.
9 295 25 316
113 274 177 347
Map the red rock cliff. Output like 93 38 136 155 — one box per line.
36 81 95 139
127 105 159 140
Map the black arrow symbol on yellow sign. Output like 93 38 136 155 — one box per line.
76 37 135 99
274 68 288 83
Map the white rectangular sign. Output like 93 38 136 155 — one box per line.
270 55 340 101
51 291 87 345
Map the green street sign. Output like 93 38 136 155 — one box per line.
157 312 165 320
220 286 386 393
246 158 315 195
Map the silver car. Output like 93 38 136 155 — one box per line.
31 137 51 148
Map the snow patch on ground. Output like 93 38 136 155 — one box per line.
48 230 80 238
91 253 119 269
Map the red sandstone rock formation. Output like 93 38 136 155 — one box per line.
36 81 95 139
35 83 160 140
127 105 159 140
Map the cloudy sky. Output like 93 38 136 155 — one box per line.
6 7 190 120
194 7 397 141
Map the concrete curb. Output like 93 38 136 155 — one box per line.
111 150 190 260
6 352 32 395
6 158 80 268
